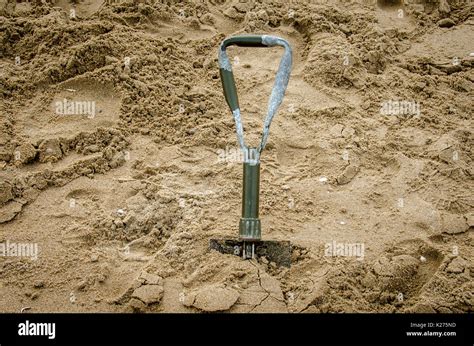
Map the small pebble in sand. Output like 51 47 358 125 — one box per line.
116 209 125 217
420 256 427 263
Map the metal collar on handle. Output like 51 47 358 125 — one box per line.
218 35 293 163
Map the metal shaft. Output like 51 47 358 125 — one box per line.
239 148 261 241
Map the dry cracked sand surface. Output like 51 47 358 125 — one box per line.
0 0 473 313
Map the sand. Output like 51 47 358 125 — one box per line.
0 0 472 313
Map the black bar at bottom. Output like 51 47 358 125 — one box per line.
0 313 472 345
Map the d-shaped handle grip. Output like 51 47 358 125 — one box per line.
219 35 268 112
218 35 292 156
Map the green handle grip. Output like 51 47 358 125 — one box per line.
219 35 266 112
218 35 291 113
221 35 268 49
218 35 293 155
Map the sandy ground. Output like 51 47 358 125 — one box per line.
0 0 473 313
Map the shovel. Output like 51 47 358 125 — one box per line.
209 35 293 267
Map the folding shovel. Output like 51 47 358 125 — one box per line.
209 35 293 267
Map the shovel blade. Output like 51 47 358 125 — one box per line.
209 238 291 267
